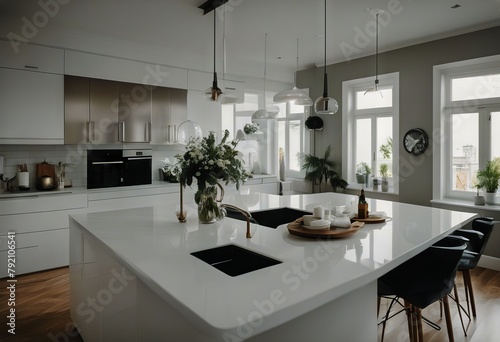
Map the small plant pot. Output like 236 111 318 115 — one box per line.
381 179 389 192
356 174 365 184
372 178 379 191
473 195 485 205
484 192 497 205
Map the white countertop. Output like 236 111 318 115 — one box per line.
69 192 477 338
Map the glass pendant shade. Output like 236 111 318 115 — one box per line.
266 105 280 119
251 109 268 121
294 96 314 106
273 87 312 105
177 120 202 144
314 95 338 115
204 77 223 101
274 38 312 106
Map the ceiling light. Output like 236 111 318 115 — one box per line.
204 8 222 102
364 9 384 97
273 38 313 106
314 0 338 115
252 33 273 121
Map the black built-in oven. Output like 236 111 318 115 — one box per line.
122 149 152 186
87 149 152 189
87 150 124 189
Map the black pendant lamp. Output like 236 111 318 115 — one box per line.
204 8 222 101
365 10 384 96
314 0 338 115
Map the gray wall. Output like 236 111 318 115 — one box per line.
298 27 500 261
297 26 500 207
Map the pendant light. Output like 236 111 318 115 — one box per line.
204 8 222 101
364 9 384 96
252 33 270 121
273 38 313 106
314 0 338 115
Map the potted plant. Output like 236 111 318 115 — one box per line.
160 163 181 183
356 162 371 185
476 158 500 204
243 122 259 134
379 163 390 192
473 183 485 205
300 146 348 193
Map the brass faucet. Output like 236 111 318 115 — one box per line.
220 203 253 238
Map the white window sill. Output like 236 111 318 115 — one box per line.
346 183 399 197
431 198 500 213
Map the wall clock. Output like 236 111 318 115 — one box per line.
403 128 429 156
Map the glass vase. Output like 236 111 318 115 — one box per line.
195 184 225 224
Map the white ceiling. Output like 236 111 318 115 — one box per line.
1 0 499 82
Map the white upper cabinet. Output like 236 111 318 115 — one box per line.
65 50 188 89
0 40 64 74
0 42 64 144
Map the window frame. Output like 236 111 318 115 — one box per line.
223 89 311 179
433 55 500 201
342 72 400 193
276 102 310 179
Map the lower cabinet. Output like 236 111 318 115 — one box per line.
0 193 87 278
70 225 138 342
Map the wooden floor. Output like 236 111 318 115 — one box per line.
0 266 499 341
0 267 83 342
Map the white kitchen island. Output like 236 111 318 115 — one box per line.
69 192 477 342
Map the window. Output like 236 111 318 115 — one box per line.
342 73 399 192
223 90 310 178
277 99 310 178
434 57 500 200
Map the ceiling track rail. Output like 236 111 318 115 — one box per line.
198 0 229 15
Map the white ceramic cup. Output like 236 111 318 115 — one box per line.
303 215 319 226
313 206 324 219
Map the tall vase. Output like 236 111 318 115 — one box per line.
195 184 225 224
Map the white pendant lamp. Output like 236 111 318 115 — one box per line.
252 33 271 121
314 0 338 115
204 8 223 102
364 9 384 96
273 38 313 106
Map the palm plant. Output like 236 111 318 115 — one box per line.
379 163 389 179
477 158 500 193
300 146 348 193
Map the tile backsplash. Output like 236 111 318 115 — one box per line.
0 144 186 189
0 144 87 188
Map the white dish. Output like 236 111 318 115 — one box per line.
303 219 331 230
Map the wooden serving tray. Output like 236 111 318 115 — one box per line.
287 219 365 239
350 215 386 224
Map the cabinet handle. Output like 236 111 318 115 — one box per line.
145 122 151 142
225 87 236 90
119 121 125 142
86 121 95 142
24 65 39 69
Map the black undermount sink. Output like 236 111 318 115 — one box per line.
191 244 282 277
225 207 311 228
